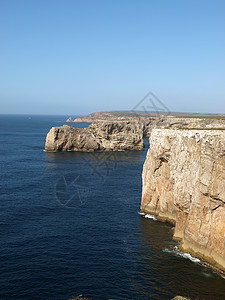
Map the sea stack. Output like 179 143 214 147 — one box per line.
141 128 225 274
45 120 144 152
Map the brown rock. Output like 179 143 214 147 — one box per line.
73 117 94 123
66 117 74 122
45 120 144 152
141 129 225 274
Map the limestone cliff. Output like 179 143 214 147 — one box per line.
141 129 225 274
45 120 144 151
67 113 225 137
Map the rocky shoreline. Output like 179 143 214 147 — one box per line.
141 128 225 275
45 112 225 275
46 114 225 152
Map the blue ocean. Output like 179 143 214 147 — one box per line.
0 114 224 300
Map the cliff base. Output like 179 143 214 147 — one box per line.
141 129 225 275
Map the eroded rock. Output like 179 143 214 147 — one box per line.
141 129 225 274
45 120 144 151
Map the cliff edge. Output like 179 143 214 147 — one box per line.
141 129 225 274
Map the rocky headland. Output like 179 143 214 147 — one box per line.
66 111 155 123
45 112 225 275
67 111 225 137
141 128 225 275
45 119 144 151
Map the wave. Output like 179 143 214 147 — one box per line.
138 212 145 216
163 246 200 263
138 211 157 221
43 149 58 153
163 246 225 279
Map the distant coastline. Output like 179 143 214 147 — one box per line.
66 111 225 123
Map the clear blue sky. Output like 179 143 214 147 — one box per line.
1 0 225 115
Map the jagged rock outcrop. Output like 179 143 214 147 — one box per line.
141 129 225 274
45 120 144 151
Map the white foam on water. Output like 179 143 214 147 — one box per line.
201 270 212 278
138 212 145 216
179 252 201 263
164 246 225 279
163 246 200 263
43 149 58 153
145 214 157 221
138 211 157 221
163 248 173 254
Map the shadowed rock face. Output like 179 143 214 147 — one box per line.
45 120 144 151
141 129 225 274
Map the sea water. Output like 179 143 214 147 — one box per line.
0 114 225 299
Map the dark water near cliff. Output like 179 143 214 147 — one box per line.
0 114 224 300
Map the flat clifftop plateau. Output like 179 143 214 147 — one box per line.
66 111 162 123
141 129 225 274
45 120 144 152
67 112 225 137
66 111 225 124
141 116 225 137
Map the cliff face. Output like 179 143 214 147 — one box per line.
141 129 225 274
66 111 225 137
45 120 144 151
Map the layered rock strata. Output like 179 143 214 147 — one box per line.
141 129 225 274
45 120 144 151
67 113 225 137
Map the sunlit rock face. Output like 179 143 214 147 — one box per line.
45 120 144 152
141 129 225 274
